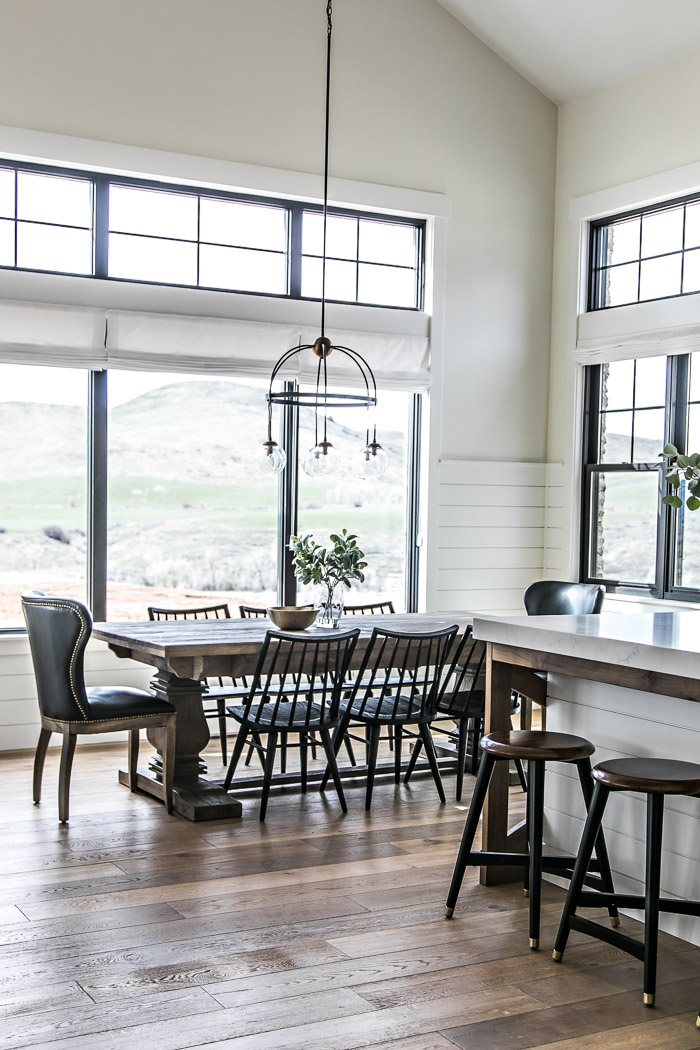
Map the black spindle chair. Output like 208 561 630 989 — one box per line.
223 628 360 820
323 624 459 810
147 603 242 764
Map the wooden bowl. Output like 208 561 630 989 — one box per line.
267 606 317 631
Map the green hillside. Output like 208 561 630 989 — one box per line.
0 379 407 602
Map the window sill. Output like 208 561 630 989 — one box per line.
604 592 700 613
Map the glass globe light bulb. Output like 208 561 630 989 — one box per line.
357 441 389 479
256 439 287 476
302 439 339 477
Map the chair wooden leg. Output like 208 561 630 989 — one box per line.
320 715 350 791
404 736 423 784
365 724 382 811
259 732 278 821
224 725 250 790
455 720 468 802
319 728 347 813
418 722 446 803
33 727 51 804
128 728 140 791
217 699 228 766
280 738 287 774
342 731 356 766
162 715 176 814
300 733 308 793
58 729 77 824
394 725 403 784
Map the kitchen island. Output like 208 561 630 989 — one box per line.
472 610 700 946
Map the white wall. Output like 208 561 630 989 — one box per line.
549 49 700 572
0 0 558 745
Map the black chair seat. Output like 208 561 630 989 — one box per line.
228 700 325 729
436 687 484 719
85 687 176 721
340 693 424 723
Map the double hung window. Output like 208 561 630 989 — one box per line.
582 196 700 599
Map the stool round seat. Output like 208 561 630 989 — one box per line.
480 730 595 763
592 757 700 795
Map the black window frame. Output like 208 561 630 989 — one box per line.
0 159 426 311
589 192 700 312
580 354 700 601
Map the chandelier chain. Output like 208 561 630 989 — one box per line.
321 0 333 338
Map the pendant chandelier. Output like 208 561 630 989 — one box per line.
257 0 389 480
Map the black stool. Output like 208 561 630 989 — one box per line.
552 757 700 1011
445 730 619 949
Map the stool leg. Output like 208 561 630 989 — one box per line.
553 780 609 961
445 752 496 917
527 759 545 949
643 793 664 1007
576 758 619 927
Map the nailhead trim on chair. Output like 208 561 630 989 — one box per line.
27 600 89 719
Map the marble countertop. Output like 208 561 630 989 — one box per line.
472 611 700 680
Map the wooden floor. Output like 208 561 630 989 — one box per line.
0 738 699 1050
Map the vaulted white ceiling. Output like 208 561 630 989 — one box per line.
435 0 700 103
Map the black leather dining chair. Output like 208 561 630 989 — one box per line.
523 581 605 616
23 594 176 822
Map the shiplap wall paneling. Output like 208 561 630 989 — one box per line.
437 460 546 614
543 673 700 946
544 462 567 577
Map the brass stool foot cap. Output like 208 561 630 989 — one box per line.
529 938 539 950
610 915 621 928
552 949 563 962
696 1015 700 1028
643 993 655 1007
444 906 454 918
523 889 530 898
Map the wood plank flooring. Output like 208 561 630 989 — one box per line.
0 738 699 1049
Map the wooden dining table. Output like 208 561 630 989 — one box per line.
93 612 470 821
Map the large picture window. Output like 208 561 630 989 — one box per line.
0 363 421 627
0 364 88 626
582 352 700 600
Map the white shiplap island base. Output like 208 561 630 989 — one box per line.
472 611 700 947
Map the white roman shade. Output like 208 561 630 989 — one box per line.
104 311 301 378
0 299 431 390
298 325 430 392
574 295 700 364
0 299 106 368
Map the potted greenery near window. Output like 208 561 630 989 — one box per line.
662 443 700 510
290 530 367 628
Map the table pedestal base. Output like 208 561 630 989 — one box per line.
119 768 242 821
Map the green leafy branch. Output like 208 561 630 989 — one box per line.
289 529 367 590
661 442 700 511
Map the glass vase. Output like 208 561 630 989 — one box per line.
315 583 345 628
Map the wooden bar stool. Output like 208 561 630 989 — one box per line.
552 757 700 1010
445 730 619 949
